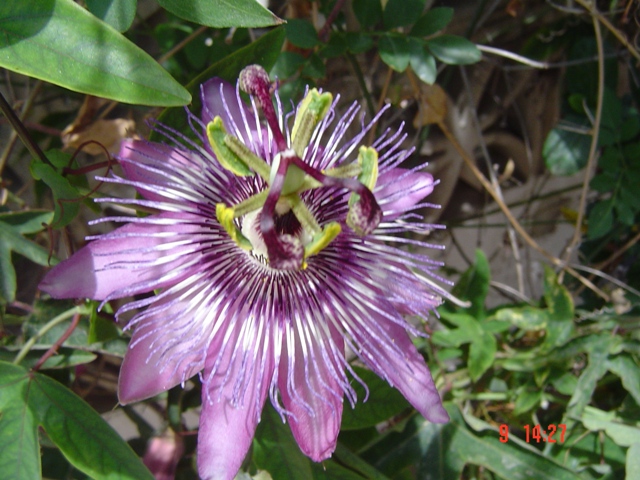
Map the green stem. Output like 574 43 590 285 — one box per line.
13 305 88 365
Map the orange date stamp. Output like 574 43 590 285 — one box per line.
498 424 567 444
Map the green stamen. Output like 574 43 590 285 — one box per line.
324 163 362 178
224 134 271 181
232 190 269 218
289 195 321 236
207 117 253 177
216 203 252 250
350 146 379 206
291 89 333 157
304 222 341 258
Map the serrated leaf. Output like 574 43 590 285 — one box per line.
379 35 410 72
0 0 190 106
410 7 454 37
157 0 282 28
152 27 285 142
341 367 410 430
0 210 54 303
426 35 481 65
86 0 136 32
0 361 153 479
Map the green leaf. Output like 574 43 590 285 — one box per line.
253 406 315 480
627 444 640 480
492 306 549 331
408 38 437 84
426 35 481 65
0 361 154 479
157 0 282 27
606 354 640 406
383 0 425 30
0 347 97 370
469 331 497 381
0 0 190 106
379 35 410 72
410 7 454 37
581 407 640 447
30 152 82 228
341 367 410 430
566 337 611 420
346 32 374 54
543 126 591 175
285 18 319 49
352 0 382 29
0 210 54 303
449 249 490 319
272 51 306 77
366 404 581 480
514 384 542 415
153 27 285 142
88 308 120 344
587 199 614 239
86 0 136 32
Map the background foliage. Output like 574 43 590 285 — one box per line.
1 0 639 479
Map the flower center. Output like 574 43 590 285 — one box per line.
208 65 383 271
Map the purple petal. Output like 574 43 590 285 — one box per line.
354 316 449 424
119 140 201 202
278 324 344 461
118 295 209 404
375 169 434 218
197 320 275 480
201 79 250 135
39 213 202 301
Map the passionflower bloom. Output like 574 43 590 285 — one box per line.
40 65 451 480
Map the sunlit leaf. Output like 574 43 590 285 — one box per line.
0 0 190 106
86 0 136 32
426 35 481 65
0 361 153 479
157 0 283 28
379 35 410 72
